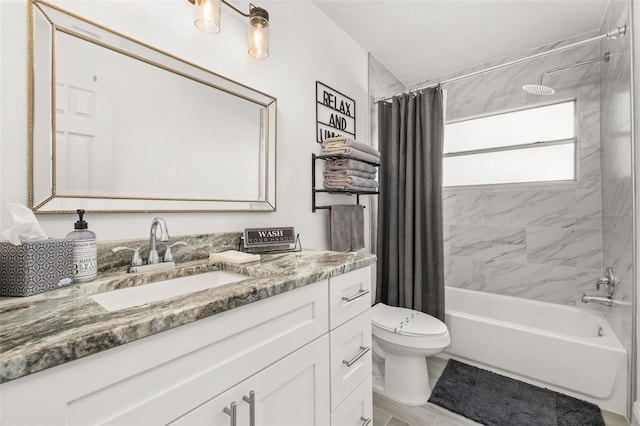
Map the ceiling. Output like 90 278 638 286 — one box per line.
311 0 610 86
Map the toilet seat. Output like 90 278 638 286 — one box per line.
371 303 447 337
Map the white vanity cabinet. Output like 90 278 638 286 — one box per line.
0 265 374 426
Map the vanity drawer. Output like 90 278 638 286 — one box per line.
329 265 372 330
331 375 373 426
330 309 372 410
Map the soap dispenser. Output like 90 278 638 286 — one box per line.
65 209 97 283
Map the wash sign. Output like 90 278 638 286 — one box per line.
316 81 356 143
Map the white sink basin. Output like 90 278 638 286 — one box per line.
90 270 248 312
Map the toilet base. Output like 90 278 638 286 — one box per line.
374 352 432 406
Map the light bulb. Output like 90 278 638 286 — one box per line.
194 0 221 34
248 7 269 59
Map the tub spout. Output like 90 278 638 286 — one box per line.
581 294 613 307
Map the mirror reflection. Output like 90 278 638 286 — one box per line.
30 1 277 213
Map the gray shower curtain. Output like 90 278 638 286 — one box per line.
375 87 445 321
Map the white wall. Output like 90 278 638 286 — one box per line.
0 0 369 250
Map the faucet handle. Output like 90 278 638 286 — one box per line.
112 246 144 267
596 266 617 296
163 241 188 263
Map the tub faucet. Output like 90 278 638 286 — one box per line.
581 294 613 307
148 217 170 264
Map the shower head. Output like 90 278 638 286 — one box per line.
522 84 555 96
522 52 610 96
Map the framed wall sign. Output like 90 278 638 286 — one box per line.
316 81 356 143
243 227 296 247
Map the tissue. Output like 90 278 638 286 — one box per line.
1 203 48 245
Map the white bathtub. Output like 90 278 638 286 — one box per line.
443 286 628 415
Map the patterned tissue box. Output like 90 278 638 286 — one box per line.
0 239 74 297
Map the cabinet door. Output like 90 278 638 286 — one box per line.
172 335 330 426
252 334 330 426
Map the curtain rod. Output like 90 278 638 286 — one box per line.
374 25 627 104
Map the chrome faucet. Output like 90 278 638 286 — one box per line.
148 217 170 264
581 294 613 307
581 266 620 308
111 217 188 274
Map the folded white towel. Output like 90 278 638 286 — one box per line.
321 146 380 165
325 159 377 174
322 137 380 158
323 169 377 179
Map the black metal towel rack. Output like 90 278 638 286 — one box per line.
311 153 379 212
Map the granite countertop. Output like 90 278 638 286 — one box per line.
0 250 376 384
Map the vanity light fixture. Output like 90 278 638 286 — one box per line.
189 0 270 59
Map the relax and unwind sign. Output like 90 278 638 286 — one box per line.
316 81 356 143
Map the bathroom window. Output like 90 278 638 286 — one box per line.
443 100 576 187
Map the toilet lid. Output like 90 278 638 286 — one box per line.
371 303 447 337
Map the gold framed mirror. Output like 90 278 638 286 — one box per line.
29 0 277 213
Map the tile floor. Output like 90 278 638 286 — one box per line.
372 357 630 426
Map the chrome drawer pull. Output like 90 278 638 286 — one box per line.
342 346 371 367
342 289 370 303
361 416 372 426
223 402 237 426
242 391 256 426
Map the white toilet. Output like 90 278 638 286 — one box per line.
371 302 450 406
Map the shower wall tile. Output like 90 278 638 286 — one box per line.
484 189 575 228
448 225 526 263
482 260 577 304
444 255 485 290
431 33 603 308
576 188 602 229
442 190 486 225
443 225 451 257
577 144 602 190
527 227 602 269
580 105 601 149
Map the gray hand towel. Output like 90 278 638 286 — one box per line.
323 169 377 179
349 205 365 251
325 159 377 174
324 175 379 189
330 205 365 252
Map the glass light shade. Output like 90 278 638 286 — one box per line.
194 0 221 34
248 8 269 59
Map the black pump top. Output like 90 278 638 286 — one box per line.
74 209 88 230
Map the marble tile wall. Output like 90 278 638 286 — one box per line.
428 41 605 306
599 0 634 373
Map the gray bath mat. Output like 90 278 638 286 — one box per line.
429 359 605 426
